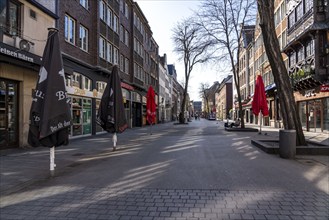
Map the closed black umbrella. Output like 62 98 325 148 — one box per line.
97 65 128 151
28 28 71 175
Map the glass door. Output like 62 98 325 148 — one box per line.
82 98 91 135
0 79 19 149
308 100 322 132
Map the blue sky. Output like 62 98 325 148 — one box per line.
136 0 223 101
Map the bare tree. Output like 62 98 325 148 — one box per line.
257 1 306 146
199 82 210 116
196 0 256 128
172 18 215 123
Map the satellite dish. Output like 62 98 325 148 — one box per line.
19 39 31 51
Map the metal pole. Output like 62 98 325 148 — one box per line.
50 147 55 176
113 133 117 151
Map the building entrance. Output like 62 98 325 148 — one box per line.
0 79 19 149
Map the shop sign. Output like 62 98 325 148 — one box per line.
121 82 134 91
304 89 316 97
67 86 100 98
0 42 41 64
320 84 329 92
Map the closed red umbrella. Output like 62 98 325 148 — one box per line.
146 86 156 125
252 75 269 134
252 75 269 116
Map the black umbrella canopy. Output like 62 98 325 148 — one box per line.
97 65 128 133
28 28 71 148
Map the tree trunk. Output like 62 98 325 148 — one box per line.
257 0 306 146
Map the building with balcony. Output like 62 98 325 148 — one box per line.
283 0 329 133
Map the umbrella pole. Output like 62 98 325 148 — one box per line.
50 146 55 176
150 123 152 135
113 132 117 151
259 112 262 134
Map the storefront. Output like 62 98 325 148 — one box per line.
0 42 41 149
295 85 329 133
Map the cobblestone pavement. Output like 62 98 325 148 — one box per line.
1 119 328 220
1 187 328 220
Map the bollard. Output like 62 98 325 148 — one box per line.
279 129 296 159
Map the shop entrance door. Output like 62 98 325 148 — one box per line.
308 100 322 132
0 79 19 149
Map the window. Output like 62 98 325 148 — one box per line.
288 11 295 29
125 2 129 18
0 0 20 36
281 30 286 48
289 52 296 66
306 40 314 57
296 3 303 21
99 36 106 59
79 25 88 51
113 14 118 33
305 0 313 13
125 57 129 74
65 14 76 44
297 47 304 63
120 25 124 42
29 9 36 20
125 30 129 46
120 0 124 12
113 47 119 64
107 7 113 27
83 76 92 91
72 73 82 88
80 0 88 10
100 1 106 21
107 42 113 63
120 54 124 71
